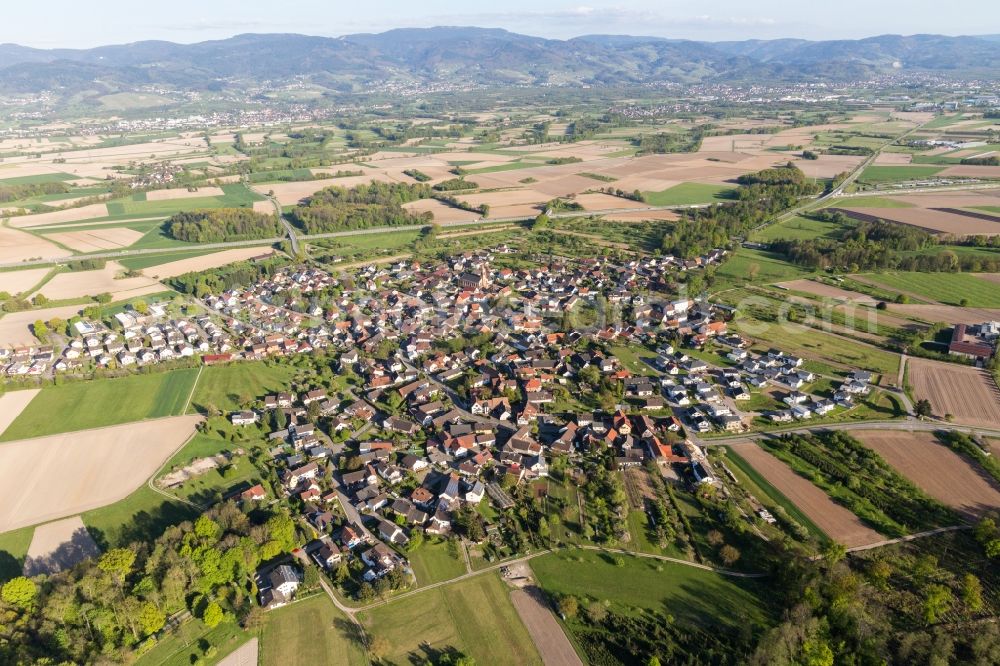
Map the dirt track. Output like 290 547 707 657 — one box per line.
854 430 1000 518
730 441 884 548
907 357 1000 428
510 587 583 666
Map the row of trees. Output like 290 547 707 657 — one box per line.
166 209 284 243
0 180 70 203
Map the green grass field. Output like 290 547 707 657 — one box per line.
860 272 1000 307
0 172 77 185
82 483 196 548
259 595 367 666
408 539 466 586
0 526 34 582
118 249 219 271
824 196 915 208
104 184 264 218
0 368 199 441
753 215 844 242
187 362 296 414
643 182 737 206
734 316 901 376
712 248 817 291
858 165 945 184
358 574 542 665
531 548 771 628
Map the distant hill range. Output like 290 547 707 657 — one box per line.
1 27 998 94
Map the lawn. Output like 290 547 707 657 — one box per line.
0 368 200 441
643 182 737 206
407 539 466 586
358 573 542 665
187 362 297 414
530 548 771 629
858 165 945 184
259 594 367 666
859 272 1000 307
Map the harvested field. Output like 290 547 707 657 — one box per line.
0 226 66 263
511 587 583 666
0 415 201 531
45 227 144 252
887 304 1000 325
9 203 110 228
885 190 1000 208
258 174 398 205
22 515 101 576
252 200 274 214
835 206 1000 236
0 267 51 296
939 164 1000 179
144 247 277 279
0 390 39 437
793 154 865 178
33 261 164 301
777 279 877 304
218 639 259 666
573 192 650 210
907 357 1000 428
144 186 225 201
728 441 884 548
874 152 913 165
403 198 480 224
0 303 83 346
853 431 1000 518
603 209 681 222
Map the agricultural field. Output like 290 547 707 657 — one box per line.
906 357 1000 427
0 368 199 440
857 165 944 184
0 414 200 532
858 272 1000 307
726 442 882 548
358 573 542 665
0 389 39 437
642 182 736 206
853 430 1000 518
259 595 366 666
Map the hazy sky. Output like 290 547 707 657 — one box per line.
2 1 994 48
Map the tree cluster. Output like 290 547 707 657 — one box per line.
166 209 283 243
289 182 433 234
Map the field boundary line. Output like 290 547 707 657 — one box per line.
182 364 204 414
